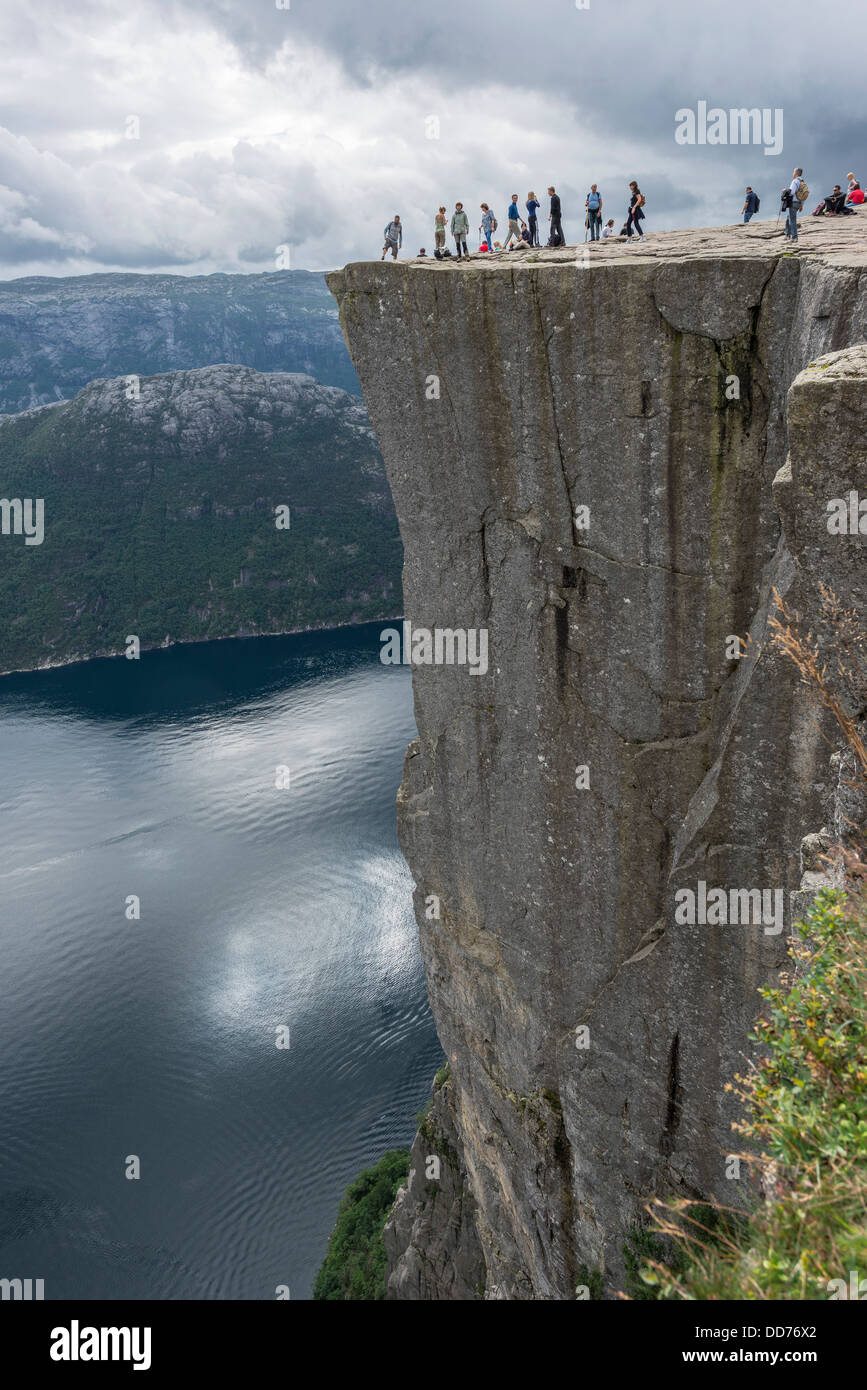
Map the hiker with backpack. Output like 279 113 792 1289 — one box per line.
547 187 564 246
480 203 497 251
434 207 447 253
625 182 646 240
451 202 470 260
381 215 402 260
583 184 603 239
585 185 603 240
741 187 760 222
526 192 541 246
784 168 808 241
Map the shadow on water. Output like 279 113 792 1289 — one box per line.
0 622 399 722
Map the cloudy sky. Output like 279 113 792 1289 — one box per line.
1 0 864 278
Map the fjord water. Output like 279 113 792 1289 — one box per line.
0 625 440 1299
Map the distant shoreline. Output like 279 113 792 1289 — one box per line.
0 613 405 681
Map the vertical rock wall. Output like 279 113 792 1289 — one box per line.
327 225 867 1297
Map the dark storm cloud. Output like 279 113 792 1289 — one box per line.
172 0 864 154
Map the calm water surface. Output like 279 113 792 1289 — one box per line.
0 625 440 1298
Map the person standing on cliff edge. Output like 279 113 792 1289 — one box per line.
503 194 525 249
381 215 402 260
547 186 564 246
526 191 541 245
585 184 603 240
625 181 646 240
451 202 470 260
785 167 806 242
434 206 447 253
479 203 496 251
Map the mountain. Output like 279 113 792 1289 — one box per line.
327 217 867 1297
0 270 359 416
0 364 400 674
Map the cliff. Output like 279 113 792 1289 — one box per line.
327 219 867 1297
0 270 358 416
0 364 399 674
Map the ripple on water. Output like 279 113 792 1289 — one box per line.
0 627 442 1299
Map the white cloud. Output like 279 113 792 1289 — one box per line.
0 0 864 277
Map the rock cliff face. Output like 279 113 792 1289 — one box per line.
328 221 867 1298
0 270 358 415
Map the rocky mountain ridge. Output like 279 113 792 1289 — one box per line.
0 270 359 416
0 363 399 674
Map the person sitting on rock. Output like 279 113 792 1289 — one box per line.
823 185 848 215
602 219 616 239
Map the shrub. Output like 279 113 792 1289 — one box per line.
312 1148 411 1300
636 886 867 1300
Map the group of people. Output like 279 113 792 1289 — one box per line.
380 181 647 261
380 163 863 261
779 167 864 242
740 169 863 243
815 171 863 216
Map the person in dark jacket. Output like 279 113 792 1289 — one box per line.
741 187 759 222
625 182 645 240
823 185 851 215
547 186 564 246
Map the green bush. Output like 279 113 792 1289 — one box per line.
312 1149 410 1300
637 887 867 1299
